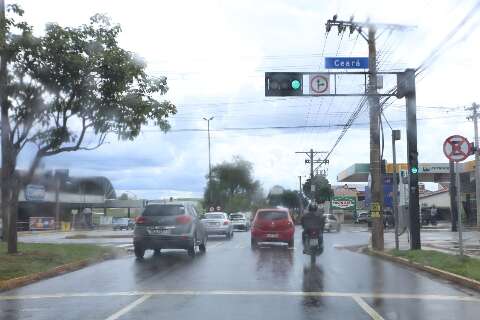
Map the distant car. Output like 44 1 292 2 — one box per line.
324 214 341 232
202 212 234 239
133 202 207 259
112 218 133 231
355 211 369 224
251 208 295 248
229 213 250 231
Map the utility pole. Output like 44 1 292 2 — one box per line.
203 117 214 206
367 26 384 251
466 102 480 226
295 149 328 201
298 176 302 194
326 16 393 250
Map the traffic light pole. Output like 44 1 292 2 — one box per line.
404 69 421 249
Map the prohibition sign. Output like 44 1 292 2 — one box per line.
310 74 329 94
443 135 472 162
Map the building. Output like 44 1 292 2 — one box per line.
337 160 478 224
4 169 116 230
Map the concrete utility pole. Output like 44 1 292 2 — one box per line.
295 149 328 201
326 16 391 250
203 117 214 206
298 176 302 194
367 26 384 250
466 102 480 226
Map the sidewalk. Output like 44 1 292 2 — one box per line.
384 225 480 258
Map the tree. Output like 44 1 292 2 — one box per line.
118 193 129 200
0 8 176 253
203 156 261 212
267 187 302 209
303 175 332 203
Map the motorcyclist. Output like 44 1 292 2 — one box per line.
301 202 325 254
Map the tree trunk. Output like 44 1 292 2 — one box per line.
6 166 18 253
7 176 19 253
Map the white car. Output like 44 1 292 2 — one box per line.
229 213 250 231
324 214 341 232
202 212 234 239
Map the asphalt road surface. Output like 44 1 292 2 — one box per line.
2 226 480 320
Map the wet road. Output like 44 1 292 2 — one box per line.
2 227 480 319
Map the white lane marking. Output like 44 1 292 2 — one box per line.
1 290 479 302
353 296 385 320
104 294 151 320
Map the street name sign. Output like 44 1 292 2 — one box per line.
309 73 330 95
443 135 472 162
325 57 369 69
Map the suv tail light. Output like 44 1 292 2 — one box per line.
176 215 192 224
223 220 229 225
135 216 146 224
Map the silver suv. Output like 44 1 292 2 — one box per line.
133 202 207 258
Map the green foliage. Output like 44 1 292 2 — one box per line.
5 10 176 171
303 175 332 203
0 242 114 281
204 156 263 212
391 249 480 282
118 193 129 200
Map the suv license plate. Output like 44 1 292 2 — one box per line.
149 228 170 235
266 233 278 238
309 239 318 246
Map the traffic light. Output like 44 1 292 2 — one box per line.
265 72 303 96
410 166 418 174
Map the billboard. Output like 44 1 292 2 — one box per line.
365 176 395 210
331 196 356 210
29 217 55 230
25 184 46 201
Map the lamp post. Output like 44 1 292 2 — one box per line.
203 117 214 206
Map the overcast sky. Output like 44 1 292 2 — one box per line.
12 0 480 199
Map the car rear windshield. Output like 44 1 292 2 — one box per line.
230 214 244 219
257 211 288 221
327 215 337 221
142 205 185 216
205 213 225 219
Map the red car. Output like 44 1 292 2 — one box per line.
251 208 295 248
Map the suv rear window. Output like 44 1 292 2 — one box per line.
142 204 185 216
257 211 288 221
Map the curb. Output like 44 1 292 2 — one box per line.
366 248 480 292
0 252 117 292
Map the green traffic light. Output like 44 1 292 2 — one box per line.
411 167 418 174
291 79 301 90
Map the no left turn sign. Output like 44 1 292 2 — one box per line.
443 135 472 162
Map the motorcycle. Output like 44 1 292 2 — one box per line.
303 229 323 264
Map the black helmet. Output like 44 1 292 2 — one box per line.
308 203 318 213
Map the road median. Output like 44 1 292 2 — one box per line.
366 248 480 292
0 243 120 292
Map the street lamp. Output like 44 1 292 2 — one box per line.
203 117 214 206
